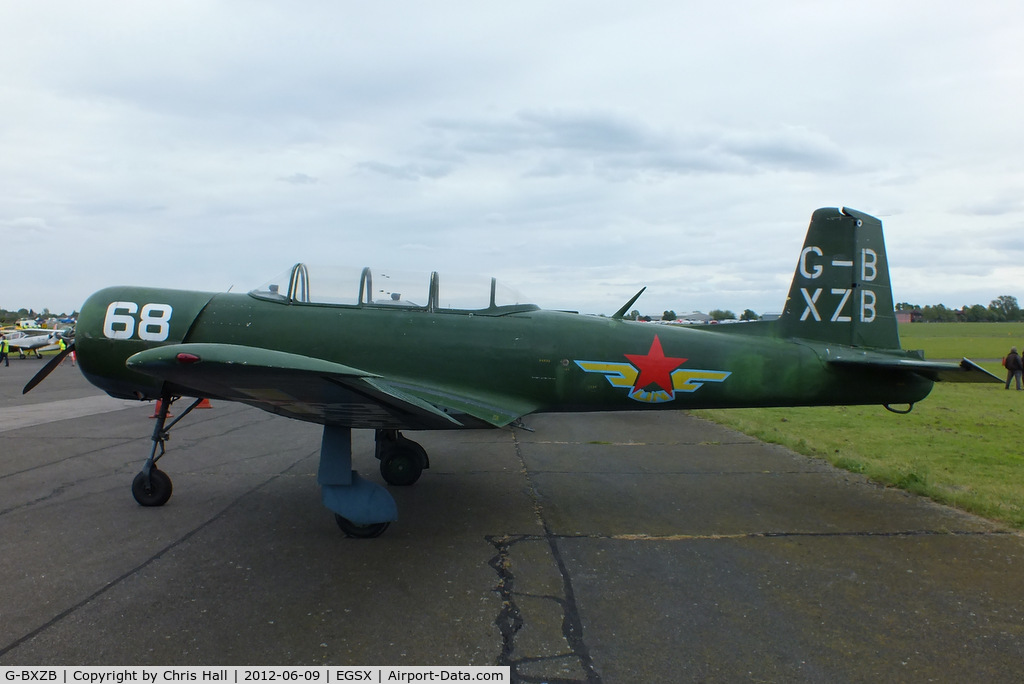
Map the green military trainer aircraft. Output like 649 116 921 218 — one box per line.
24 207 999 537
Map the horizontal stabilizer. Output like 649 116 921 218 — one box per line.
828 355 1001 384
930 358 1003 383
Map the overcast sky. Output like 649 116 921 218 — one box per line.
3 1 1023 317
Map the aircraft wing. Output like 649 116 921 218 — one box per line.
125 343 536 429
827 355 1002 383
364 378 535 428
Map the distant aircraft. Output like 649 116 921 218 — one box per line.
4 328 65 358
24 207 999 537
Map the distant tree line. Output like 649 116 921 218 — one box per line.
620 296 1022 324
624 308 754 322
0 307 77 326
896 295 1022 322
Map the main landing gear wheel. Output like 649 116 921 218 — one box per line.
376 431 429 486
131 468 173 507
335 514 390 539
380 448 425 486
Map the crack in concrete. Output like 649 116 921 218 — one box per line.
484 432 602 684
486 533 601 684
487 534 525 669
488 432 1014 682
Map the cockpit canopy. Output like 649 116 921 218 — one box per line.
249 264 539 315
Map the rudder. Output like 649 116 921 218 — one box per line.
777 207 900 349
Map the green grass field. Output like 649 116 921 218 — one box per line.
900 321 1024 360
696 322 1024 530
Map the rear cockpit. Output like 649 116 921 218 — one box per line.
249 264 539 315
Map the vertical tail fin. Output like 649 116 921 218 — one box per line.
777 207 900 349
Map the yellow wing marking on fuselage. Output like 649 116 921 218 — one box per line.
671 369 731 392
574 361 638 389
575 360 730 403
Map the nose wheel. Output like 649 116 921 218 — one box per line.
132 468 173 506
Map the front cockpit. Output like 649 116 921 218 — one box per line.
249 264 539 315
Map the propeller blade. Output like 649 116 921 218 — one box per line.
23 342 75 395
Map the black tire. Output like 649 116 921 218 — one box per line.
131 468 173 507
379 450 424 486
334 514 390 538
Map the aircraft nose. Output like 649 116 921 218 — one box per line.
74 286 217 400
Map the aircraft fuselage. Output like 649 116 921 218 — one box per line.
76 286 933 429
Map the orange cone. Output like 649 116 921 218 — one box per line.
149 399 173 418
196 398 213 409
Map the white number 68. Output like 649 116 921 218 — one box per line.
103 301 173 342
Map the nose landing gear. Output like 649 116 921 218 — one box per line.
130 393 207 508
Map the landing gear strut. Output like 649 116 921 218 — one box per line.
130 393 206 508
318 428 430 537
318 425 398 538
375 429 429 486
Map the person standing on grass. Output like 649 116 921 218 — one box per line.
1003 347 1023 390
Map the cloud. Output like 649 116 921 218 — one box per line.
714 127 849 172
355 161 452 182
0 217 55 242
1 2 1023 316
278 173 319 185
413 110 850 182
954 196 1024 217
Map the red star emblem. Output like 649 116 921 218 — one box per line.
624 335 687 396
